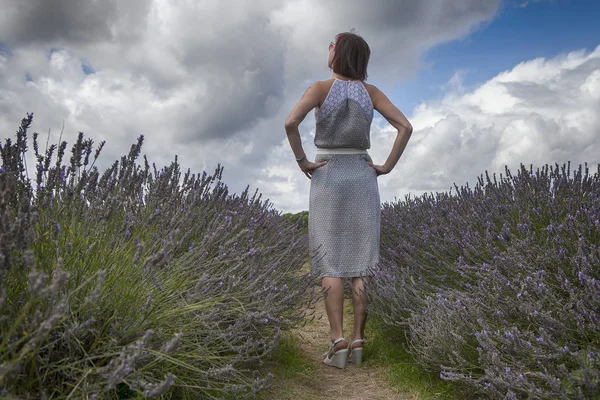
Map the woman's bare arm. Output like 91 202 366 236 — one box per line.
369 85 413 174
284 82 323 160
284 82 328 179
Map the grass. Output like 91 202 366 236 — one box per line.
255 260 323 398
0 117 320 399
259 287 471 400
257 261 475 399
365 318 471 400
257 332 321 400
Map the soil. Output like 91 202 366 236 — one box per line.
261 277 416 400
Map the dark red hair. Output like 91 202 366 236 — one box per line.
330 31 371 81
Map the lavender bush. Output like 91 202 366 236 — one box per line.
368 162 600 399
0 114 318 399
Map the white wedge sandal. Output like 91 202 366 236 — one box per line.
323 338 348 369
347 339 364 366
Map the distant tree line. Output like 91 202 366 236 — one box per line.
282 210 308 232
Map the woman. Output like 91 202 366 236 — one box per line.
284 31 413 369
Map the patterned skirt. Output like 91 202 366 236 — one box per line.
308 148 381 278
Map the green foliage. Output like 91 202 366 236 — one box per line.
365 318 471 400
0 114 319 399
282 211 308 233
369 163 600 399
256 332 320 400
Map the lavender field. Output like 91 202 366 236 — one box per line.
368 161 600 399
0 114 319 399
1 114 599 399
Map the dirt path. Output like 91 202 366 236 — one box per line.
261 287 416 400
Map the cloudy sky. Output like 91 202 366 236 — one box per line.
1 0 599 213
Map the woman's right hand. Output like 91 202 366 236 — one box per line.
366 161 390 176
299 159 328 179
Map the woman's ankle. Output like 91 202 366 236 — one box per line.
330 337 347 351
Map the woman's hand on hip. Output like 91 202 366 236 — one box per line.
366 161 390 176
299 159 328 179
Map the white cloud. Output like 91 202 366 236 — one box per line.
514 0 555 8
1 0 506 213
370 45 600 204
260 45 600 212
2 2 597 215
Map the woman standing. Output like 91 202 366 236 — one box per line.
284 31 413 369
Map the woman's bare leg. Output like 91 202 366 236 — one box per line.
322 277 347 352
351 276 369 349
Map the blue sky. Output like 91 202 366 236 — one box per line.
391 0 600 112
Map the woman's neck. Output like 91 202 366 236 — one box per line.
332 72 359 81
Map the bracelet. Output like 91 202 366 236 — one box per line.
295 155 307 163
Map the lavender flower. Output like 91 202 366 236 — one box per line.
161 332 183 354
368 162 600 398
142 374 175 398
1 114 317 399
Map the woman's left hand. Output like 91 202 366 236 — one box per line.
366 161 390 176
299 159 328 179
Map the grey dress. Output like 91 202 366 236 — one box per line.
309 78 381 278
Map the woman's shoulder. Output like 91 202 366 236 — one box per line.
305 79 335 94
319 78 336 84
362 83 387 108
312 79 336 100
309 78 382 105
315 78 336 89
362 82 381 96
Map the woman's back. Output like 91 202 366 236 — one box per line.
314 78 374 149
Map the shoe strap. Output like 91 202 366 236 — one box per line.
326 337 347 356
350 339 364 345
